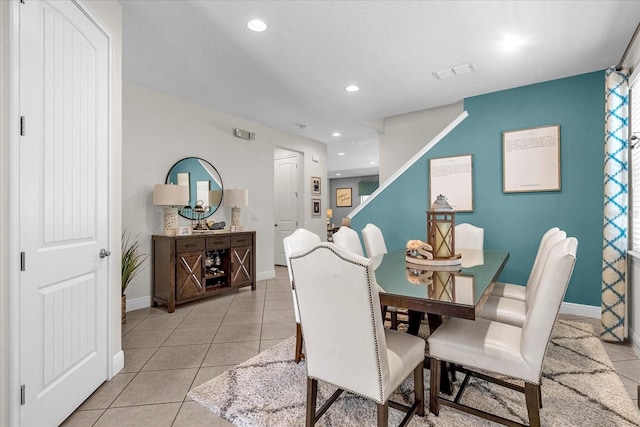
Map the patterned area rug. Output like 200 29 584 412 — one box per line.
188 320 640 426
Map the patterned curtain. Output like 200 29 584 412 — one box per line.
601 66 630 342
358 181 379 196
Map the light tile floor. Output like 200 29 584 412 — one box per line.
62 267 640 426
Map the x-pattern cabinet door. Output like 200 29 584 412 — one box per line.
177 251 205 299
231 246 253 287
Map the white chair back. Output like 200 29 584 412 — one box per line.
528 227 560 275
455 223 484 250
332 226 364 256
361 223 388 270
524 228 560 287
524 229 566 304
283 228 322 323
521 237 577 374
290 244 389 402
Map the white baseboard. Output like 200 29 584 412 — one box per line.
559 301 600 318
111 350 124 378
257 270 275 281
126 296 151 312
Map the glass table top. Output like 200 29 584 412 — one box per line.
375 248 510 308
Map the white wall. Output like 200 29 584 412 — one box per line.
0 1 123 423
123 82 327 306
379 101 463 182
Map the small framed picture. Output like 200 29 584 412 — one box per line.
336 187 352 207
312 198 321 217
177 226 192 236
311 176 321 195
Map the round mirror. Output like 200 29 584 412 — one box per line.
165 157 224 220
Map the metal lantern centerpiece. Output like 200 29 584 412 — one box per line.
427 194 461 263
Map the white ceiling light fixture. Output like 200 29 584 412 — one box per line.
345 84 360 92
247 19 267 32
500 35 526 53
337 152 345 156
336 173 342 176
332 132 341 137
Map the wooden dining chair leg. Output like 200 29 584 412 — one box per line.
538 380 542 408
391 311 398 330
295 323 304 363
524 382 541 427
414 361 425 416
429 357 441 415
376 402 389 427
381 305 388 326
306 377 318 427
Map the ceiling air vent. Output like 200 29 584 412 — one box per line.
433 62 475 80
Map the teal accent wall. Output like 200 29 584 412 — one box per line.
352 71 605 307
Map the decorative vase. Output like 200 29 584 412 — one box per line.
121 294 126 324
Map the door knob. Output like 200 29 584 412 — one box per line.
100 248 111 258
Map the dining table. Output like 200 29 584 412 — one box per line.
375 247 510 393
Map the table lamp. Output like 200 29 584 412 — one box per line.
224 188 248 231
326 208 333 226
153 184 189 236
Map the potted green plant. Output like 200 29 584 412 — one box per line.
121 230 148 323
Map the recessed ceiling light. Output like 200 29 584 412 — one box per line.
247 19 267 32
332 132 341 137
500 36 525 53
336 173 341 176
337 152 345 156
345 85 359 92
369 161 376 165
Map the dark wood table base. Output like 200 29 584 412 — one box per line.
406 311 453 394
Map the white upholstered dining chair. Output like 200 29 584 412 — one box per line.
361 223 388 270
490 227 560 300
332 225 364 256
428 236 578 427
282 228 322 363
454 223 484 250
479 229 565 327
290 243 425 427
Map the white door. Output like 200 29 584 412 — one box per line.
274 152 302 265
18 1 110 425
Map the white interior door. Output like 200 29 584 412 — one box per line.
18 1 110 425
274 151 302 265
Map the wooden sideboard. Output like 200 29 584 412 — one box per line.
151 231 256 312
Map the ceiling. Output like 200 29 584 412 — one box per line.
121 1 640 178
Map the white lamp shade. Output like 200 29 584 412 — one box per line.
153 184 189 206
224 189 248 207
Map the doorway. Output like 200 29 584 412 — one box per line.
274 149 303 266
